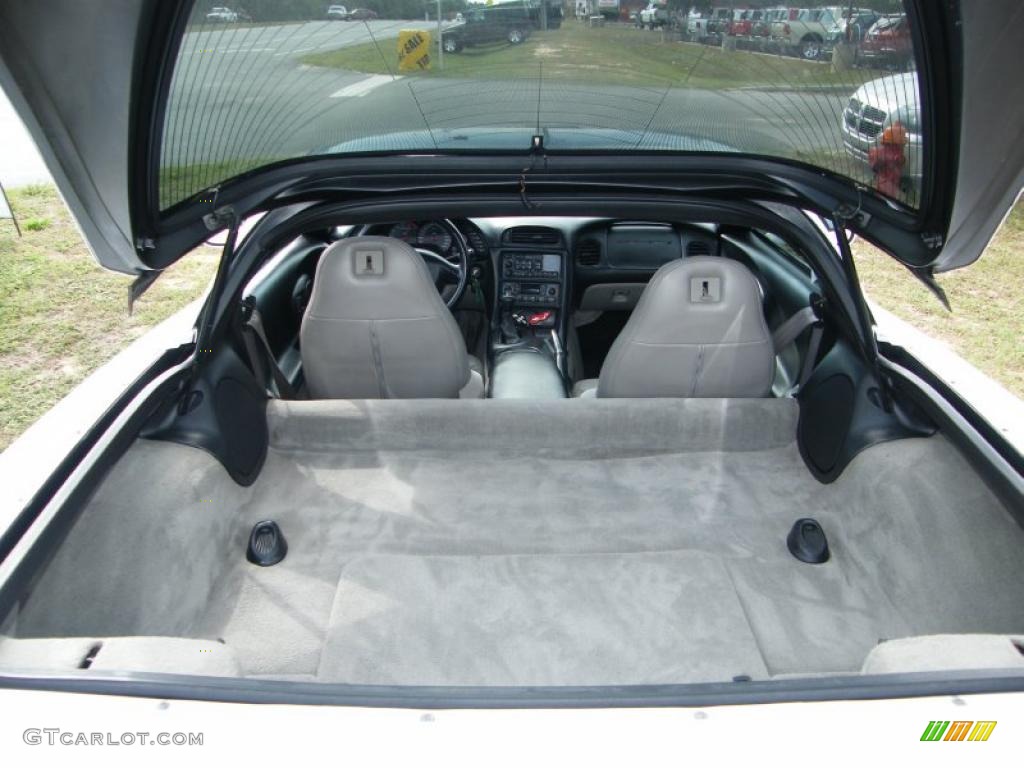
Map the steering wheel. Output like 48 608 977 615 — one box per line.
413 219 470 310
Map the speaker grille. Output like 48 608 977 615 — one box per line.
215 377 266 477
799 374 855 474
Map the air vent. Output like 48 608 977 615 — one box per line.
686 240 713 257
505 226 561 246
464 227 488 255
575 239 601 266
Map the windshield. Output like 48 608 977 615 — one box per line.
160 0 923 210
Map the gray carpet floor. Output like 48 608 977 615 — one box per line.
12 398 1024 684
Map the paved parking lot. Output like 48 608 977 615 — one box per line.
161 20 867 204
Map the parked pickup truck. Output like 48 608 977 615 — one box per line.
826 9 881 46
860 14 914 70
728 9 763 37
754 8 794 38
705 6 734 37
636 3 670 29
686 12 722 43
773 5 845 59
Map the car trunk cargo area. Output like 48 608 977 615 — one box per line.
5 398 1024 685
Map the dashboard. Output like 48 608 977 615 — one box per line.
361 217 722 314
354 217 726 369
368 218 718 264
386 221 456 255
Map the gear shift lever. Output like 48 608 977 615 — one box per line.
500 305 530 344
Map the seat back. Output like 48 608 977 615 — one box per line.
597 257 773 398
300 237 469 398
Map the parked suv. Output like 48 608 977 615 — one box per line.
442 7 532 53
860 14 914 70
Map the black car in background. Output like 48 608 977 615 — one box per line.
442 6 533 53
344 7 377 21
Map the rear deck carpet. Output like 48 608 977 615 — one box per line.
317 552 769 685
15 398 1024 684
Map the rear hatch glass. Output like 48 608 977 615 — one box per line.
160 1 923 211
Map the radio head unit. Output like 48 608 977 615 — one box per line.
502 252 562 279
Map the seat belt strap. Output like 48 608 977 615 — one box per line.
798 323 824 389
772 300 825 393
240 322 268 392
772 306 818 351
240 300 295 399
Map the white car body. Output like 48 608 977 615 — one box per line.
2 687 1022 763
0 2 1023 759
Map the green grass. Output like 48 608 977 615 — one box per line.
187 20 307 31
855 201 1024 399
159 158 281 210
0 186 218 450
303 23 883 89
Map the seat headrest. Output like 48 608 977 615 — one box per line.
304 236 451 321
300 237 469 399
597 257 774 398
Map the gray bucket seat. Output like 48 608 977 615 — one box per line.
573 257 773 398
301 236 483 399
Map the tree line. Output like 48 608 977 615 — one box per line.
194 0 473 22
682 1 905 12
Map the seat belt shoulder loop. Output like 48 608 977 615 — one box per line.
774 293 826 395
239 298 296 399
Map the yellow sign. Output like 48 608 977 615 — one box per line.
398 30 432 72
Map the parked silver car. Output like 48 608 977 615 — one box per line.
326 4 349 20
842 72 922 187
205 6 239 22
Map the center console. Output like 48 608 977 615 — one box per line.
496 250 566 339
490 243 569 399
500 252 562 311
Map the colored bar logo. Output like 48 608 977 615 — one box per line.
921 720 997 742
